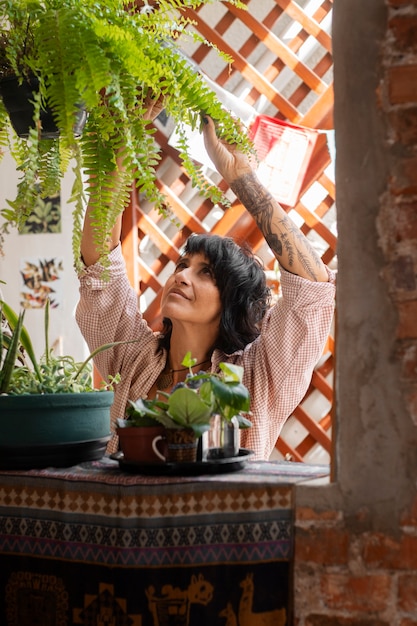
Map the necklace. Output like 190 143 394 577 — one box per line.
156 359 211 390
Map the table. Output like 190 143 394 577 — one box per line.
0 457 329 626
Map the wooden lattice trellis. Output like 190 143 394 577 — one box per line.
121 0 336 464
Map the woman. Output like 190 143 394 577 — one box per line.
76 106 336 460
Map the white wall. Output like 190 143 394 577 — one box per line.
0 149 89 363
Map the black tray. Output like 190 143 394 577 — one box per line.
0 436 111 470
113 448 254 476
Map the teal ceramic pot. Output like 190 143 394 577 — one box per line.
0 391 113 469
0 391 114 445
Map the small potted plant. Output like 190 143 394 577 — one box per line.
0 296 121 469
115 410 168 464
120 352 252 463
0 0 250 270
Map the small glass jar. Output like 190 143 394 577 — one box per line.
201 415 240 460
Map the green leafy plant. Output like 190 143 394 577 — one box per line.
0 298 120 394
0 0 251 271
122 351 252 437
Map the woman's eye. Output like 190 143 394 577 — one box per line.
201 266 214 278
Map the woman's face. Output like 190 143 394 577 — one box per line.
161 253 221 329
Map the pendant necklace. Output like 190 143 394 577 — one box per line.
156 358 211 390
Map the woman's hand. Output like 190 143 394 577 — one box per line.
202 115 253 185
143 90 165 122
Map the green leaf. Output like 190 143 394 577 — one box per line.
73 337 141 381
210 377 250 420
0 308 24 393
0 300 41 379
168 387 212 426
219 361 244 383
235 413 253 429
128 397 167 421
181 350 197 369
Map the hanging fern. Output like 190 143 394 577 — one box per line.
0 0 251 270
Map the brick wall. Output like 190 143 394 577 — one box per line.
292 1 417 624
294 499 417 625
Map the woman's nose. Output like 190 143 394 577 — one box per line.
174 268 191 284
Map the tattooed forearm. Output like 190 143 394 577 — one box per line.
230 173 272 221
231 173 283 257
230 172 324 281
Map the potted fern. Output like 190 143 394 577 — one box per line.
0 0 250 270
0 297 121 469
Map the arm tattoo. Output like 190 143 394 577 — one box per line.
230 172 322 280
231 173 282 256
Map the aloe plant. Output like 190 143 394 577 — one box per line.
0 298 121 394
0 305 26 393
124 352 252 437
0 0 251 271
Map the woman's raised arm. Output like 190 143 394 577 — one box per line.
202 115 329 282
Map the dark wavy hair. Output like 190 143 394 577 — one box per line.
158 233 271 354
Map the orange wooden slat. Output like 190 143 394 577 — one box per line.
226 4 328 94
311 370 333 403
158 182 208 233
322 248 337 266
143 289 163 329
321 333 335 356
262 2 284 31
274 438 305 463
137 261 164 295
135 212 181 261
294 132 332 202
292 405 332 453
295 203 338 251
295 412 332 458
318 171 336 199
275 0 332 52
211 202 252 236
183 8 301 121
310 195 335 227
301 82 335 129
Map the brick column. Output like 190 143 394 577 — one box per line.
293 0 417 623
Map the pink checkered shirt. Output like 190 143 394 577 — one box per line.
76 245 336 460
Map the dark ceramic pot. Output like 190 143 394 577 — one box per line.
0 74 87 139
0 391 113 469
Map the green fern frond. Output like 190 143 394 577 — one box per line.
0 99 9 155
153 0 246 11
173 121 227 206
36 7 96 143
79 119 132 267
71 143 87 274
37 140 61 198
5 92 43 230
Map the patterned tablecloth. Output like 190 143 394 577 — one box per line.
0 457 329 626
